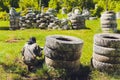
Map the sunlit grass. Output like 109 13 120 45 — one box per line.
0 19 120 79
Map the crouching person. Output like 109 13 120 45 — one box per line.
21 37 43 72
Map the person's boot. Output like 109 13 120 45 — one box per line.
28 65 36 72
27 65 32 72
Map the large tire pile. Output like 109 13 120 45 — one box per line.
100 11 117 33
19 12 71 30
36 13 58 29
11 8 87 30
44 35 83 74
10 16 20 30
19 13 36 29
68 13 85 29
92 33 120 72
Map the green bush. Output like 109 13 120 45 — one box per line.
91 6 103 17
115 2 120 12
0 11 9 20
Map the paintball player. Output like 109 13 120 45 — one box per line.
21 37 43 72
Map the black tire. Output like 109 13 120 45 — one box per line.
72 22 81 25
36 20 41 23
62 25 70 30
101 24 117 28
39 23 47 29
101 11 116 17
101 27 117 33
100 16 116 20
72 25 79 29
93 53 120 63
101 20 116 25
22 23 26 27
93 45 120 57
91 59 120 71
94 33 120 48
45 35 83 52
70 20 78 23
25 20 31 23
44 46 81 61
69 15 78 20
45 56 80 73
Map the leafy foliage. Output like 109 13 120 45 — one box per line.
19 0 39 10
0 11 9 20
1 0 120 17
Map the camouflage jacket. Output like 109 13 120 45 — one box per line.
21 43 42 61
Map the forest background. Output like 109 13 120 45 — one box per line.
0 0 120 20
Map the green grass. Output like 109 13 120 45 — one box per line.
0 19 120 80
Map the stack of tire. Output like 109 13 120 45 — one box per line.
61 19 71 30
37 13 48 29
25 13 36 28
15 16 20 29
100 11 117 33
10 16 15 30
69 13 85 29
44 35 83 74
48 22 60 30
10 16 20 30
92 33 120 72
19 16 26 29
116 12 120 19
48 18 61 30
36 13 60 29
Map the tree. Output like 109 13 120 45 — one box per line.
49 0 57 9
10 0 19 8
0 0 10 12
19 0 39 10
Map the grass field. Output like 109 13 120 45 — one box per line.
0 19 120 80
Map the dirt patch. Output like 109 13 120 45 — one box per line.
5 38 24 43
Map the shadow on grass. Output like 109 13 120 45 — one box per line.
72 26 91 30
33 64 91 80
0 26 9 30
46 64 91 80
84 26 91 30
67 65 91 80
0 59 91 80
0 58 28 76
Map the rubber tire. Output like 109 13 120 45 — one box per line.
39 23 47 29
93 45 120 57
101 24 117 28
93 53 120 63
62 25 70 30
72 25 79 29
94 33 120 48
100 16 116 20
70 20 78 23
69 15 77 20
45 35 83 52
101 20 116 25
44 46 81 61
45 56 80 73
91 59 120 71
101 27 117 33
101 11 116 17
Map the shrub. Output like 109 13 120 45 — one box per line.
115 2 120 12
91 6 103 17
0 11 9 20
